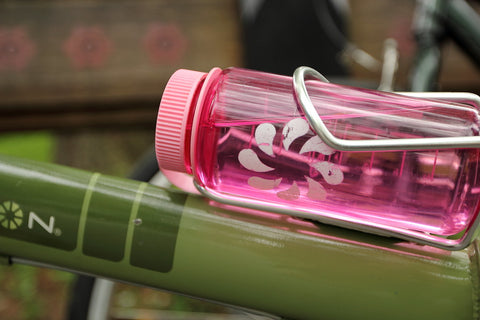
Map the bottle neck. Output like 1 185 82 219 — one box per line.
187 68 223 176
182 79 206 175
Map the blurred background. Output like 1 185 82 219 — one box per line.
0 0 478 319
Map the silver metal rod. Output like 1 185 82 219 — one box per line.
292 66 480 151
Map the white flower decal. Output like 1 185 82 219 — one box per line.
238 118 344 201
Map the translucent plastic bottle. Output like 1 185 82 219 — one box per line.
155 67 480 238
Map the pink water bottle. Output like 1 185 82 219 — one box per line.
155 66 480 250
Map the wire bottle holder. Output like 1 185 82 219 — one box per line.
195 66 480 250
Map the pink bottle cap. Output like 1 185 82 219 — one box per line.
155 69 207 173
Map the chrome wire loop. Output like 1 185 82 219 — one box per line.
292 66 480 151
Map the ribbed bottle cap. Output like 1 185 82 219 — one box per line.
155 69 207 173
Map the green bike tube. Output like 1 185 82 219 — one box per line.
0 153 478 320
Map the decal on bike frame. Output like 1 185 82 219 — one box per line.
80 174 185 272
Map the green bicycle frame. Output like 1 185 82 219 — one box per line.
410 0 480 91
0 153 478 320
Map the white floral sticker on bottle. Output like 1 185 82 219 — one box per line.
238 118 344 201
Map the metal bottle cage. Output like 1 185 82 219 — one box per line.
195 66 480 251
293 66 480 151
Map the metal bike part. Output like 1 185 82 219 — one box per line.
1 154 480 318
87 278 115 320
378 38 399 92
287 66 480 250
293 66 480 152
